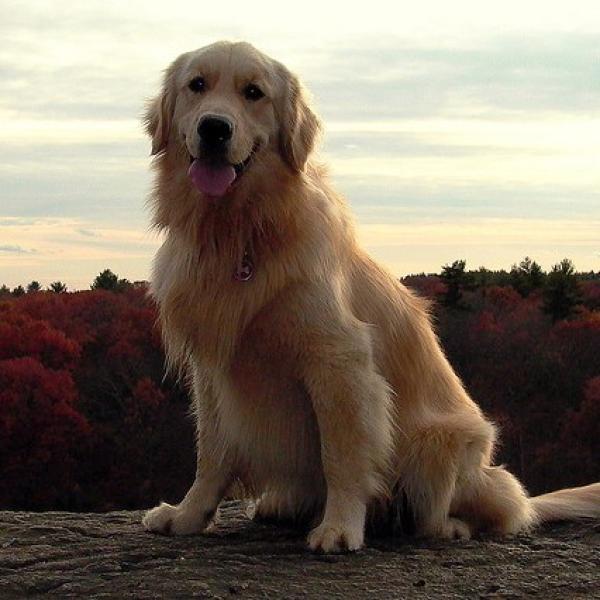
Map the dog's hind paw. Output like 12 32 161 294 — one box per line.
425 517 471 540
443 517 471 540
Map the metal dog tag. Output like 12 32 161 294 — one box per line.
234 251 254 282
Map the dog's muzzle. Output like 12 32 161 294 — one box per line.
197 115 233 155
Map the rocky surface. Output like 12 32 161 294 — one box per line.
1 501 599 599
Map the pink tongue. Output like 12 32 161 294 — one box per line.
188 160 236 197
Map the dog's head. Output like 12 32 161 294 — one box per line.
145 41 320 198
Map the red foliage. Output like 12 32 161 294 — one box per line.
402 275 446 299
0 276 598 509
0 306 80 369
577 377 600 443
0 357 89 508
433 285 599 494
581 280 600 310
0 290 194 510
125 378 166 425
559 376 600 473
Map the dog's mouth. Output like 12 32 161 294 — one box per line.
188 143 259 198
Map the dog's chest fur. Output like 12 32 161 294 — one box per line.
152 231 325 485
152 231 274 367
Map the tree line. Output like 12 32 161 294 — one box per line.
0 269 142 297
409 256 597 322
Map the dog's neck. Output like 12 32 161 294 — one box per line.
151 152 357 289
151 155 308 265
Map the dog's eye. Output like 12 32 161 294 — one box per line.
188 77 206 93
243 84 265 101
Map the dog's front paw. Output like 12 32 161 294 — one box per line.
142 502 213 536
307 520 364 553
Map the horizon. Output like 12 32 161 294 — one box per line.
1 1 599 289
4 256 598 294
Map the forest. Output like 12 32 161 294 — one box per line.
0 258 598 511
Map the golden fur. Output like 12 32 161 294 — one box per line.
142 41 600 552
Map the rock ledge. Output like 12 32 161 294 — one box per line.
1 502 598 599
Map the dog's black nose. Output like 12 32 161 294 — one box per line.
197 116 233 148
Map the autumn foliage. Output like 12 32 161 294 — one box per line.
408 271 600 495
0 286 195 510
0 263 598 510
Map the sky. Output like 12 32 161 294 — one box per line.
1 0 599 289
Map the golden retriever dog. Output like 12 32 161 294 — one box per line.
142 41 600 552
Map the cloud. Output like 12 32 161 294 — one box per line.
2 21 599 123
76 228 99 237
0 2 599 286
0 137 150 224
0 217 41 226
0 244 36 254
324 130 553 159
340 180 600 224
309 33 600 122
0 217 160 289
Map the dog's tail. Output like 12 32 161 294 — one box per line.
530 482 600 523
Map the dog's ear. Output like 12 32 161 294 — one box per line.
143 60 180 156
276 64 321 172
144 93 172 156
